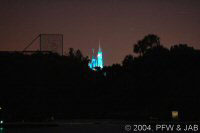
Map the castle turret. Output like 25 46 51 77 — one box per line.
97 40 103 68
91 48 97 69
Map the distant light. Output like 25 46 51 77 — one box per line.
104 72 107 76
172 111 178 120
0 107 1 110
0 121 3 124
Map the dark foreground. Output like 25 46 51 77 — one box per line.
1 125 120 133
2 41 200 121
1 120 121 133
1 120 200 133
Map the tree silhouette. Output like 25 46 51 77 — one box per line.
133 34 160 56
134 40 145 56
1 34 200 121
122 54 134 67
68 48 75 57
170 44 195 54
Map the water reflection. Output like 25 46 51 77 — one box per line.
0 128 4 133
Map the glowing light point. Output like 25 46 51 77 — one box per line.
172 111 178 120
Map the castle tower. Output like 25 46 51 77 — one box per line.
91 48 97 69
97 40 104 68
88 41 104 70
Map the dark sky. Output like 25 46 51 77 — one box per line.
0 0 200 65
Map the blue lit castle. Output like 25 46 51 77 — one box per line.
89 41 104 70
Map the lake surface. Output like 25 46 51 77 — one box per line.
0 124 123 133
1 121 197 133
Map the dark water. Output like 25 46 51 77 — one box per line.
1 122 195 133
0 124 122 133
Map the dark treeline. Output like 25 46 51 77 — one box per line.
1 34 200 122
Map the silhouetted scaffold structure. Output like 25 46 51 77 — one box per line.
23 34 63 55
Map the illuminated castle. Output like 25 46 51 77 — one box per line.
89 41 104 70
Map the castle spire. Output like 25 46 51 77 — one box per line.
98 40 102 52
92 48 95 55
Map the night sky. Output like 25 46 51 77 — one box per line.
0 0 200 65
